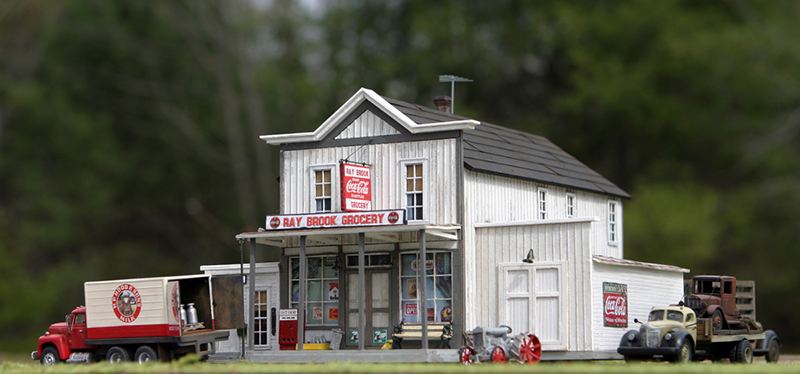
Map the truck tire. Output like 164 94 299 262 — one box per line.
710 309 724 331
670 339 693 363
135 346 158 363
730 340 753 363
40 347 61 365
107 346 131 364
765 338 780 363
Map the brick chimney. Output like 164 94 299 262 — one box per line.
434 96 452 113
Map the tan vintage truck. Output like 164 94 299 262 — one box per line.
617 276 780 364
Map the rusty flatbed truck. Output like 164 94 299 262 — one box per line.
32 274 243 365
618 275 780 363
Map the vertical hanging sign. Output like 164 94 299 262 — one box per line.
603 282 628 327
341 162 372 211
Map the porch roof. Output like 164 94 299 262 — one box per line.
235 223 460 248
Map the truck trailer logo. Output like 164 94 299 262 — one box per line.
112 284 142 323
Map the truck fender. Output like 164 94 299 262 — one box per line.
703 305 722 317
664 329 693 349
759 330 780 350
618 329 640 347
38 334 72 360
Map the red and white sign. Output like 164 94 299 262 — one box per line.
404 302 418 316
266 210 404 230
112 284 142 323
603 282 628 327
340 163 372 211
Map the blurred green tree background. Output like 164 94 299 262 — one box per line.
2 0 799 352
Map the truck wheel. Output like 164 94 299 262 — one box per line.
670 340 693 363
730 340 753 363
135 346 158 364
765 338 780 363
710 309 724 331
40 347 61 365
107 346 131 364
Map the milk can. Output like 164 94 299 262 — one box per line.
186 303 198 324
179 304 187 325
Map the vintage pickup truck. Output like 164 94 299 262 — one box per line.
617 305 779 363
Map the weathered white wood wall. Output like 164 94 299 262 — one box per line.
280 111 458 225
334 111 399 139
463 171 623 258
470 221 594 352
590 262 685 352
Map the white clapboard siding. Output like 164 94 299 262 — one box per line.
471 221 594 352
590 262 685 352
334 110 400 139
463 170 623 259
281 139 458 225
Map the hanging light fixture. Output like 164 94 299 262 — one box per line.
523 249 535 263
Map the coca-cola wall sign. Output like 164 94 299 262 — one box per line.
266 210 405 230
603 282 628 327
340 162 372 211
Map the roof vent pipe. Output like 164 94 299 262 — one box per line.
434 96 452 113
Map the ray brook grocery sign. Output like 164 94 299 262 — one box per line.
266 210 405 230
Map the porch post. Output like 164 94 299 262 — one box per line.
358 232 366 350
248 239 256 352
298 235 306 350
419 229 428 349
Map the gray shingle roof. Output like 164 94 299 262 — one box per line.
387 96 631 199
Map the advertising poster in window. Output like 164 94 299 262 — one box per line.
328 282 339 300
406 279 417 298
603 282 628 327
340 162 372 211
313 307 323 321
404 302 418 317
328 307 338 320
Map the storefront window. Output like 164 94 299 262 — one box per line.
290 256 339 325
400 252 452 323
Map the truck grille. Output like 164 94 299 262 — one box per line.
640 324 661 348
685 296 701 309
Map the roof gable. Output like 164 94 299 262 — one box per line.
334 110 400 140
260 88 479 145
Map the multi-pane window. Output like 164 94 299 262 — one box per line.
254 290 270 347
608 201 618 244
400 252 452 323
405 164 423 220
314 169 332 212
538 188 548 219
566 193 576 218
290 256 339 325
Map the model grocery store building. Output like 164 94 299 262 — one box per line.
216 88 688 361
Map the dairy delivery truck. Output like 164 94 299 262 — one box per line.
32 274 243 365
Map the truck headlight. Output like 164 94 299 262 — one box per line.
664 333 673 341
627 332 636 341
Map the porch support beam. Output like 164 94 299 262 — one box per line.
358 232 366 350
419 229 428 349
298 236 306 350
248 239 256 352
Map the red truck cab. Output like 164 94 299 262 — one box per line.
32 306 97 364
685 275 740 330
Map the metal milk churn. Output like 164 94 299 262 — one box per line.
186 303 198 324
179 304 187 325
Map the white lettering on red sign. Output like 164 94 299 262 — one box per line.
405 303 418 316
341 163 371 211
265 210 405 230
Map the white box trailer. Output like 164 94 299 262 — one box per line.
33 274 243 365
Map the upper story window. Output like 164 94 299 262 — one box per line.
314 169 332 212
566 193 576 218
608 200 619 244
405 163 424 220
537 188 548 219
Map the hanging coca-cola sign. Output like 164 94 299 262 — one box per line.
341 162 372 211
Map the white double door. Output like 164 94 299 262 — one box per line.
346 270 391 348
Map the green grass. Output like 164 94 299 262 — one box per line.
2 357 799 374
